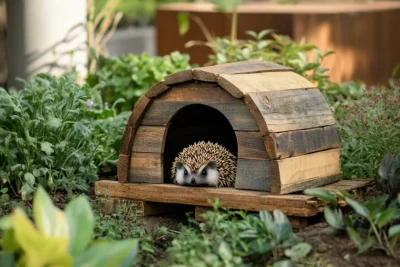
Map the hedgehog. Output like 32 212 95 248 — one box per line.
171 141 237 187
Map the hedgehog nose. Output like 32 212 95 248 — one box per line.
191 178 196 184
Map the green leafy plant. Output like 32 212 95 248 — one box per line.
163 200 311 266
88 52 192 111
336 79 400 179
0 74 110 199
0 186 138 266
378 153 400 201
305 188 400 256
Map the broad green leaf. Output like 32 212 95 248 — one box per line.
273 210 292 242
74 239 139 267
304 188 337 206
218 241 232 260
379 153 393 180
272 260 295 267
346 227 362 248
375 209 396 228
0 215 12 230
345 197 369 219
47 118 62 129
0 251 15 267
388 225 400 238
33 186 68 238
20 183 34 201
177 13 190 36
65 196 95 255
41 142 54 155
324 207 344 229
284 242 312 261
24 172 35 186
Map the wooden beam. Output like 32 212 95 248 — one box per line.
132 126 167 154
270 148 342 194
236 131 268 160
145 81 170 98
95 181 319 216
245 89 336 134
219 71 315 98
164 69 193 85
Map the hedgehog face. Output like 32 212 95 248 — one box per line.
175 161 219 186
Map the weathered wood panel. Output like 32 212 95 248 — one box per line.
129 153 163 183
132 126 167 154
193 60 292 82
235 159 271 191
117 154 130 183
265 125 341 159
245 89 336 134
235 131 268 160
127 95 153 126
271 148 341 194
145 81 170 99
164 69 193 85
219 71 315 98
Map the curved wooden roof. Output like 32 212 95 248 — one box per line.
119 60 340 193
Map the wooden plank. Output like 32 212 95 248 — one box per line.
235 159 271 191
157 82 236 103
145 81 170 98
132 126 166 153
270 148 341 194
265 125 341 159
94 181 319 216
219 71 316 98
236 131 268 160
164 69 193 85
127 95 153 127
245 89 336 134
193 60 292 82
119 125 135 155
321 178 374 191
129 152 163 183
117 154 130 183
142 101 259 131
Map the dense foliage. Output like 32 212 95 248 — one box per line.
0 75 105 199
336 79 400 179
88 52 192 111
0 186 138 266
305 188 400 256
162 201 311 266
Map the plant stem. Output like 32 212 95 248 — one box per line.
230 10 238 42
369 219 384 248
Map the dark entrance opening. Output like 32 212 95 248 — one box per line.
163 104 238 183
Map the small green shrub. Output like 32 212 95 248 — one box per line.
336 79 400 179
163 201 311 266
305 188 400 256
0 75 108 199
0 186 139 266
88 52 192 111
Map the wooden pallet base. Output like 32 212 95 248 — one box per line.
95 179 374 229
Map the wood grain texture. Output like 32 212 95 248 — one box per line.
235 159 271 191
245 89 336 134
117 154 130 183
145 81 170 98
132 126 166 153
94 179 373 217
193 60 292 82
236 131 268 160
265 125 341 159
270 148 341 194
164 69 193 85
119 125 135 155
127 95 153 127
142 100 259 131
219 71 315 98
129 153 163 183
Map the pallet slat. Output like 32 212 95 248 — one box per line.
235 159 271 191
129 152 163 183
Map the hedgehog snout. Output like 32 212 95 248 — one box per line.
191 178 196 185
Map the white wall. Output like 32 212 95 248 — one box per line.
6 0 87 88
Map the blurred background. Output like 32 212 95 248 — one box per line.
0 0 400 88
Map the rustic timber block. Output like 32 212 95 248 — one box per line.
118 61 341 194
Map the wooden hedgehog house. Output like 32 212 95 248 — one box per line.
95 60 372 223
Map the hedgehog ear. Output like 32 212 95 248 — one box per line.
206 161 217 169
176 162 184 170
